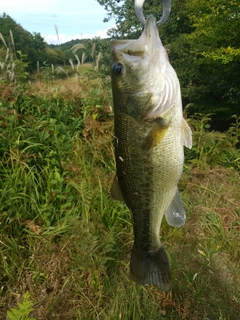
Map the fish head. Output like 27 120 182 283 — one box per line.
110 15 179 120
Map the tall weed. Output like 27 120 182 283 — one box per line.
185 113 240 169
0 32 28 83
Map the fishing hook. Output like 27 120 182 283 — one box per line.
135 0 171 26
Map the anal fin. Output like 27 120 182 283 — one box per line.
165 187 186 227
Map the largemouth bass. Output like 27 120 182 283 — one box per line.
110 15 192 291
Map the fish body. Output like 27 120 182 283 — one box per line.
110 15 192 291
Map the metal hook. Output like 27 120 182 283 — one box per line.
135 0 171 26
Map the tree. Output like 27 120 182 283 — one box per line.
97 0 171 38
97 0 240 128
182 0 240 125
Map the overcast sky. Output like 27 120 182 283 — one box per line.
1 0 114 44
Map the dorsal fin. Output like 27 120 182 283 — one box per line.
181 118 192 149
110 175 125 203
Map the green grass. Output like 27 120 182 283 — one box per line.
0 76 239 319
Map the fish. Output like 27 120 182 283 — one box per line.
110 14 192 291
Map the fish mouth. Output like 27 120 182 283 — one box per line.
111 15 161 60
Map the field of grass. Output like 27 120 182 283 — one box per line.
0 68 239 319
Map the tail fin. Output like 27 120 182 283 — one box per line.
130 244 172 291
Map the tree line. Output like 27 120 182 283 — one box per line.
0 13 63 70
0 13 110 75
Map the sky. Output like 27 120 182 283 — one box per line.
1 0 114 44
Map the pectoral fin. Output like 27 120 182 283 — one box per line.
181 118 192 149
110 175 125 203
142 117 170 151
165 188 186 227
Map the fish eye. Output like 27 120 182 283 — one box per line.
112 63 124 75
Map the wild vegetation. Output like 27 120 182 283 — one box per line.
0 2 240 319
0 13 109 77
0 13 62 70
0 69 239 319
